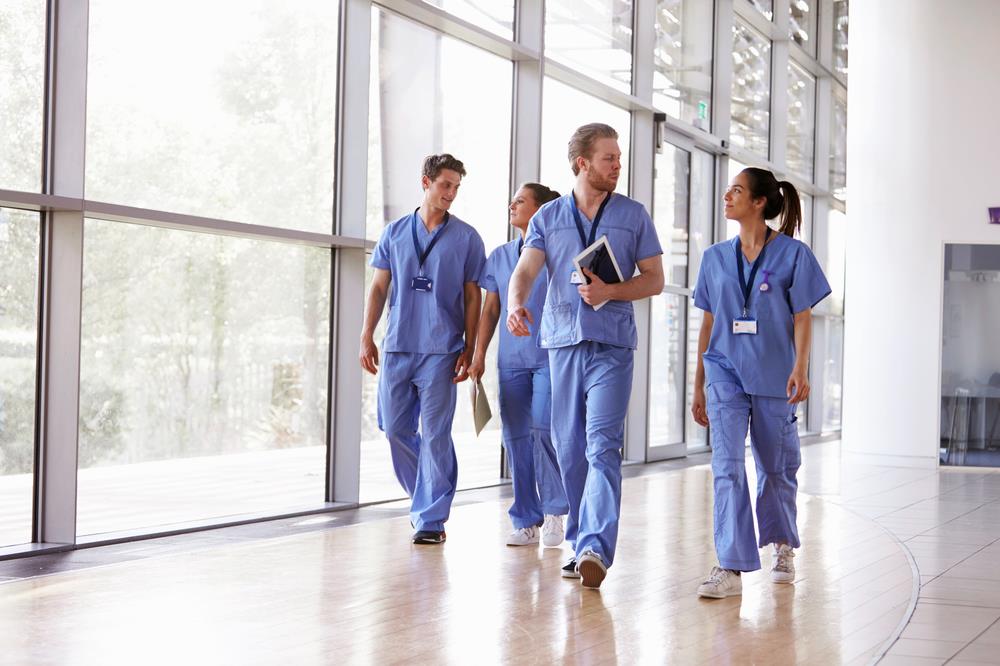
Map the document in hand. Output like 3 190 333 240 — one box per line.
573 234 624 311
471 378 493 435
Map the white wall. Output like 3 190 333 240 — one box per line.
843 1 1000 467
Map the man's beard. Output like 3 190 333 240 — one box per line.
587 171 618 193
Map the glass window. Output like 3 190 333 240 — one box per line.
545 0 633 94
86 0 339 232
789 0 816 53
653 0 714 130
745 0 773 21
831 0 849 80
366 8 512 254
725 159 749 240
77 221 330 536
363 9 511 501
424 0 513 39
824 208 846 315
0 208 39 547
653 144 691 287
0 1 45 192
649 293 687 447
822 317 844 431
730 21 771 158
829 89 847 201
786 61 816 181
798 192 813 244
541 78 632 196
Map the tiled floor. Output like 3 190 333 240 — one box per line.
0 439 997 664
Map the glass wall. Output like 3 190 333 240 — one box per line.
830 88 848 201
86 0 339 231
77 222 330 536
0 209 39 547
424 1 514 39
0 0 45 192
653 0 714 130
831 0 849 80
730 21 772 158
787 62 816 181
790 1 816 54
545 0 633 94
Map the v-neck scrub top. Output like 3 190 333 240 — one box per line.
479 238 548 369
693 232 831 398
524 193 662 350
370 210 486 354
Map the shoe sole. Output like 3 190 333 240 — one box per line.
506 539 539 547
412 535 446 545
578 559 607 589
541 537 563 548
771 573 795 583
697 588 742 599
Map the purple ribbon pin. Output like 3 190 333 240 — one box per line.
759 269 771 292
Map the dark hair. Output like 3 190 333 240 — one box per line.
519 182 561 207
422 153 467 181
740 167 802 237
568 123 618 175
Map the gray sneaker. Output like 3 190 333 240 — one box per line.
697 566 742 599
578 550 607 589
771 543 795 583
541 515 564 548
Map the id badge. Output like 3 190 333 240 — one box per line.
411 276 433 292
570 270 584 284
732 318 758 335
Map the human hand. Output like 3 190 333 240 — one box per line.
360 336 379 375
506 306 534 337
577 267 612 306
467 354 486 383
786 367 810 404
691 386 709 427
454 349 473 383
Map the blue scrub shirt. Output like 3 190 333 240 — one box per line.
693 232 831 398
524 193 663 350
479 238 548 369
370 210 486 354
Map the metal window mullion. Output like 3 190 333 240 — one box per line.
509 0 544 202
327 0 374 505
35 0 89 545
769 32 790 171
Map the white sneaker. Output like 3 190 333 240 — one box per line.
577 550 607 589
771 543 795 583
697 566 742 599
505 525 539 546
541 515 564 548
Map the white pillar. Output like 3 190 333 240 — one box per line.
842 0 1000 467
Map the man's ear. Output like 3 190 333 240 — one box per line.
421 175 431 190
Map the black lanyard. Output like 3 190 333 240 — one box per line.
411 209 450 273
735 227 772 317
570 192 612 249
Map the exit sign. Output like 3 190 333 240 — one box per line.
991 208 1000 224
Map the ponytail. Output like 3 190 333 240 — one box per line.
520 182 561 207
740 168 802 238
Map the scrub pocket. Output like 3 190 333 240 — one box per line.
541 302 575 347
706 381 751 453
599 302 636 348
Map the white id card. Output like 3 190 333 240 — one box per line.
570 270 584 284
733 318 758 335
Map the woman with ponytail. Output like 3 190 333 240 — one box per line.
690 167 831 599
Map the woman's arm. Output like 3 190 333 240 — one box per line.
691 311 714 427
468 292 501 382
787 309 812 404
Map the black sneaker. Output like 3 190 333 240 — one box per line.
412 530 446 545
561 558 580 579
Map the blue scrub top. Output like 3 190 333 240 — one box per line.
693 232 831 398
479 238 548 369
370 210 486 354
524 193 662 350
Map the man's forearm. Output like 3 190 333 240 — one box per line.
362 287 388 339
463 288 481 353
474 299 500 359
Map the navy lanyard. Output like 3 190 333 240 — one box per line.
411 208 450 273
517 237 523 255
735 227 773 317
570 192 612 249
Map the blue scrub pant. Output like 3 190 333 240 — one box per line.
706 380 802 572
497 365 569 529
377 351 459 532
548 342 634 567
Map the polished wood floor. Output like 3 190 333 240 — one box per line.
0 440 936 665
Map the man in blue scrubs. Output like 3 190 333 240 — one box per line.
507 124 664 588
361 154 486 545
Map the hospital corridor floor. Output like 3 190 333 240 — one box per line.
1 439 999 665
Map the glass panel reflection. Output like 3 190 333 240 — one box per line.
830 90 847 201
77 221 330 536
0 0 45 192
789 0 815 53
546 0 633 93
941 244 1000 467
686 150 714 452
424 0 513 39
87 0 339 232
786 61 816 181
0 208 39 547
730 21 771 158
653 0 714 129
822 317 844 431
832 0 849 80
650 293 687 447
745 0 773 21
